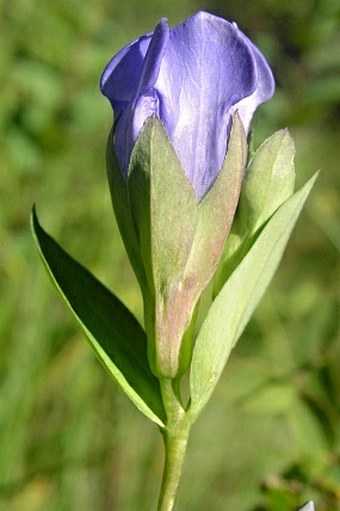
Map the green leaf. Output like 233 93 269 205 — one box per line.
189 173 318 419
31 207 165 427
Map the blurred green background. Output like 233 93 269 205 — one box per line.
1 0 339 510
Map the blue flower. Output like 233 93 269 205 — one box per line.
101 11 274 200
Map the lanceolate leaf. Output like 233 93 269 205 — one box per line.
189 173 318 419
31 208 165 427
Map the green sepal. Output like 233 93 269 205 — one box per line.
185 113 246 290
128 116 198 294
128 116 198 377
31 207 166 427
214 128 296 295
106 128 148 291
126 115 246 378
175 113 246 374
239 128 296 234
189 173 318 420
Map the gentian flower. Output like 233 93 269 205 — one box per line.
101 11 275 377
101 10 274 200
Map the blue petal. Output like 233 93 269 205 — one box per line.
101 12 275 199
100 35 151 115
230 27 275 131
154 12 258 199
101 20 169 175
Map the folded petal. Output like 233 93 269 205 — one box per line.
101 20 169 175
100 35 151 114
231 28 275 131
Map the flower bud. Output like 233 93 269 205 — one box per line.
102 11 275 377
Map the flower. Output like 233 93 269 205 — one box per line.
101 12 275 377
101 11 274 200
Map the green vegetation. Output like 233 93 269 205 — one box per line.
1 0 339 510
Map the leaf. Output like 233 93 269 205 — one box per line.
189 173 318 419
31 207 165 427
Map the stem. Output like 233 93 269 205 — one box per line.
157 424 190 511
157 379 191 511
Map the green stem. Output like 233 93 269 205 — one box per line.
157 379 191 511
157 427 190 511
